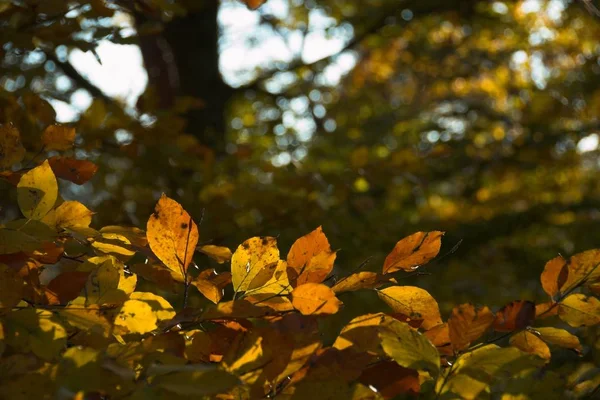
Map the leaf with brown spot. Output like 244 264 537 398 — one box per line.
231 236 279 293
378 286 442 330
449 304 495 351
383 231 444 274
493 300 536 332
41 124 76 151
509 331 551 361
291 283 342 315
0 124 25 169
17 160 58 220
540 255 568 298
287 226 336 285
146 194 199 279
245 260 291 296
48 156 98 185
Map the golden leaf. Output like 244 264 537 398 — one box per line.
383 231 444 274
17 160 58 220
291 283 342 315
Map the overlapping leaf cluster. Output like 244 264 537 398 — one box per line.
2 125 600 399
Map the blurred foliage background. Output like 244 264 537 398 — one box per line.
2 0 600 325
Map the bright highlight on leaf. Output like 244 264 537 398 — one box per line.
231 236 279 293
558 294 600 327
199 245 232 263
378 286 442 330
383 231 444 274
42 200 93 230
41 124 76 151
147 194 199 279
291 283 342 315
0 123 26 169
114 292 176 334
287 226 337 285
17 160 58 220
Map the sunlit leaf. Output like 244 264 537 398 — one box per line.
561 249 600 292
540 255 568 298
493 300 536 332
383 231 443 274
378 286 442 329
291 283 342 315
509 331 551 361
41 124 75 151
533 327 582 354
74 255 136 306
448 303 495 351
558 294 600 327
17 160 58 220
192 268 232 304
147 194 199 279
114 292 175 334
0 123 25 169
231 236 279 293
48 156 98 185
332 272 392 293
245 259 291 295
4 308 67 360
42 200 94 230
199 244 232 263
287 226 337 285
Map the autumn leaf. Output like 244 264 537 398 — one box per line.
192 268 232 304
383 231 443 274
41 124 76 151
245 259 291 295
17 160 58 220
287 226 337 285
332 271 392 294
231 236 279 293
509 331 551 361
424 323 453 356
147 194 199 279
45 271 90 305
73 255 136 306
493 300 536 332
533 327 582 354
558 294 600 327
242 0 266 10
378 286 442 330
0 264 24 313
448 304 495 352
42 200 94 230
48 156 98 185
199 244 232 263
0 123 26 169
560 249 600 293
291 283 342 315
540 255 568 298
358 361 420 398
3 309 67 360
114 292 176 334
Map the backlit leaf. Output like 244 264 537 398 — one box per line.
510 331 551 361
448 303 495 351
333 313 399 354
378 286 442 330
199 244 232 263
358 361 420 398
383 231 443 274
291 283 342 315
4 308 67 360
17 160 58 220
540 255 568 298
192 268 232 304
561 249 600 292
48 156 98 185
0 123 25 169
42 200 93 230
231 236 279 293
114 292 175 334
243 0 266 10
245 259 291 295
533 327 582 354
379 319 440 376
493 300 536 332
287 226 337 285
424 323 453 356
558 294 600 327
332 272 392 294
147 194 199 279
41 124 75 150
75 255 135 306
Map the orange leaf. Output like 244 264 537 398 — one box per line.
146 194 199 279
331 271 392 293
192 269 232 304
378 286 442 330
383 231 443 274
243 0 266 10
510 331 551 361
287 226 336 285
493 300 536 332
45 271 90 305
291 283 342 315
448 304 495 351
560 249 600 293
424 323 453 356
540 255 568 298
535 302 558 319
48 156 98 185
41 124 75 151
358 361 420 398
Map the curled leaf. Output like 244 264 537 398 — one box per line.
493 300 536 332
540 255 568 298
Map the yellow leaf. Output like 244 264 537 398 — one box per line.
42 200 93 230
560 249 600 292
191 268 231 304
199 244 232 263
533 327 582 353
448 304 495 352
333 313 398 353
558 294 600 327
245 259 291 295
383 231 443 274
73 255 135 306
287 226 336 285
147 194 199 279
0 123 25 169
41 124 76 150
4 309 67 360
291 283 342 315
332 272 392 293
114 292 175 334
378 286 442 330
510 331 551 361
17 160 58 220
57 306 113 338
231 236 279 293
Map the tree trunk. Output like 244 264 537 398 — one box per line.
137 2 232 152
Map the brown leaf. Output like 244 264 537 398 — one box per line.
45 271 90 305
383 231 443 274
358 361 420 399
424 323 453 356
540 255 568 298
192 269 232 304
41 124 75 151
493 300 536 332
448 304 495 351
287 226 336 286
48 156 98 185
